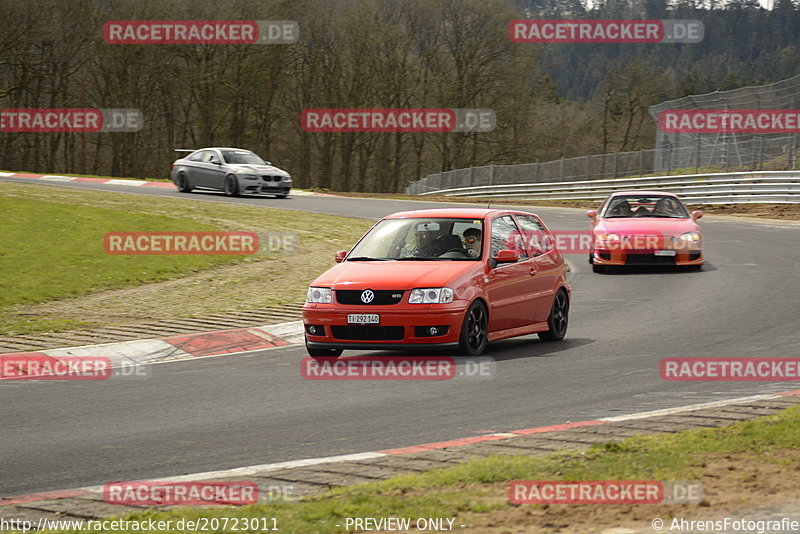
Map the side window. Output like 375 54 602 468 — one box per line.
187 151 204 162
516 215 552 256
490 215 528 260
205 151 220 164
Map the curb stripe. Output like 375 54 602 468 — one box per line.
510 420 606 435
0 172 322 193
0 489 90 506
379 434 513 455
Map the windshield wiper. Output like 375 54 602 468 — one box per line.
395 257 448 261
346 256 390 261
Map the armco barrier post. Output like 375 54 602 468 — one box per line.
559 157 564 182
667 142 673 174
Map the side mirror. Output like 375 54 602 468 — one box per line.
211 159 222 165
334 250 348 263
265 161 272 165
691 210 703 220
494 249 520 264
586 209 597 220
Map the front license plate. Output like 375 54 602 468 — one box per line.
347 314 380 324
654 249 677 257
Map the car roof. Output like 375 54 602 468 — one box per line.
608 191 680 198
193 147 254 152
384 208 531 219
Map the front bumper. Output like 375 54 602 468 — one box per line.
592 248 703 266
240 176 292 195
302 302 468 351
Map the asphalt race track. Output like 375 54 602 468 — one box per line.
3 175 799 496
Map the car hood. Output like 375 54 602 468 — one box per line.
311 260 480 290
227 164 290 176
595 217 699 236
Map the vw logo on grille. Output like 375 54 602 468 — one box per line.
360 289 375 303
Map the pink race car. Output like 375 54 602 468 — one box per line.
587 192 704 272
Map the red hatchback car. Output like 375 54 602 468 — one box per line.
302 208 571 358
587 191 704 272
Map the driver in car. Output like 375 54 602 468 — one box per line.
653 197 679 216
608 199 634 217
463 228 482 257
411 228 436 257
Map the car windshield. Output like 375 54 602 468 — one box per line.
347 218 484 261
602 195 690 218
221 150 266 165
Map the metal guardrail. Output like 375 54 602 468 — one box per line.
417 171 800 204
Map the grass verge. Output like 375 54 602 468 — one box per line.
0 181 373 335
34 405 800 534
0 197 239 334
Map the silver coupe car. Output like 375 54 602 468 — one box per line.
170 147 292 198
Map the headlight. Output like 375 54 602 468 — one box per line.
282 175 292 182
307 287 332 303
596 233 621 246
409 288 454 304
680 231 701 243
240 174 259 180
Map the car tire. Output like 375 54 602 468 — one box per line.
458 300 488 356
224 175 240 197
177 173 193 193
592 263 605 273
305 336 343 360
538 288 569 342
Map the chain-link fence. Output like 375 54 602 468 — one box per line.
407 138 800 195
650 74 800 173
407 75 800 195
406 150 655 194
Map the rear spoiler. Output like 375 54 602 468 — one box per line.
173 148 195 153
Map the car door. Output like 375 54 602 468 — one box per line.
185 150 215 187
515 214 562 324
204 150 227 189
182 150 208 187
485 214 535 332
